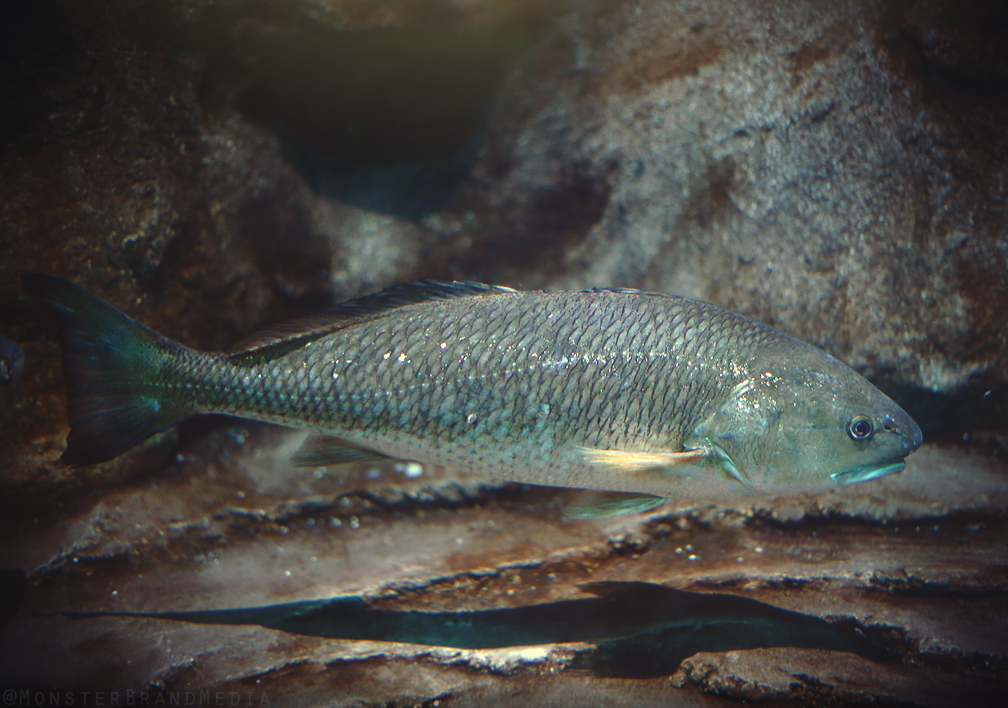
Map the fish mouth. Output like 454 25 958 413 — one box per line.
831 460 905 485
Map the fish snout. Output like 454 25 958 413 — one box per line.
906 418 924 454
883 412 923 455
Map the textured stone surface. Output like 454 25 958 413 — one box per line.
1 1 1007 704
1 435 1006 704
3 0 1005 489
440 0 1008 406
0 0 491 491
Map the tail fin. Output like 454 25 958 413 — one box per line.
23 274 190 467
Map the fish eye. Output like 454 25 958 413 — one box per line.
0 359 9 380
848 414 874 440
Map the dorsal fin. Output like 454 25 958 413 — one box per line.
228 280 517 363
585 286 646 295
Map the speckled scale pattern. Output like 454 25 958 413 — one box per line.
148 289 782 486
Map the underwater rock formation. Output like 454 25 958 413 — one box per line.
3 0 1004 491
0 1 1006 703
0 429 1006 704
445 0 1008 414
0 0 484 490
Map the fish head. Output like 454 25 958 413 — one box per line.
691 339 922 496
0 335 25 426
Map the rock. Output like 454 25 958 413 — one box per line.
1 433 1006 703
0 0 484 492
440 0 1008 418
1 1 1007 702
7 0 1002 488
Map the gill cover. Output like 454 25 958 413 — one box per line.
691 343 922 494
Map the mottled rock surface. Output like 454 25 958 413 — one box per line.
3 0 1005 488
1 433 1006 705
1 0 540 491
440 0 1008 410
1 0 1007 704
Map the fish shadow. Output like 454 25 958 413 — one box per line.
57 580 896 677
569 583 897 677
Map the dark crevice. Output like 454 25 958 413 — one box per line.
230 25 536 220
897 24 1008 97
0 2 89 147
116 4 548 221
870 376 1008 440
448 163 616 284
879 0 1008 105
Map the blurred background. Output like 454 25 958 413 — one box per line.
0 0 1006 704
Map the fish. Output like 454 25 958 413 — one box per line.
24 274 922 515
0 335 25 428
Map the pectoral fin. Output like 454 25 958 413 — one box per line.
566 491 667 519
291 434 389 467
709 444 752 488
578 446 710 474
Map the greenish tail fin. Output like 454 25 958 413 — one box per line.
24 274 189 467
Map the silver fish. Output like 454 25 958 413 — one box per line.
26 275 922 515
0 335 25 428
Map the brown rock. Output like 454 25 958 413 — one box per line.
1 436 1006 703
1 0 497 492
443 0 1008 407
1 2 1007 703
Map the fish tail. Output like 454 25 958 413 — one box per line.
23 274 191 467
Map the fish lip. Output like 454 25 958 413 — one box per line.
908 420 924 453
831 460 905 485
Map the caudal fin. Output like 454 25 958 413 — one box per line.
23 274 189 467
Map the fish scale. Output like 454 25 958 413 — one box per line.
188 291 775 478
25 275 923 509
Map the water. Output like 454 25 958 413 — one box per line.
0 0 1005 703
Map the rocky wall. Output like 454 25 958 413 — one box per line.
0 0 1006 704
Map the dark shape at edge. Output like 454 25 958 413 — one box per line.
0 569 26 634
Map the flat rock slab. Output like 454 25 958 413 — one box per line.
1 430 1005 705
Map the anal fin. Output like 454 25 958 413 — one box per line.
291 434 389 467
566 491 667 519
